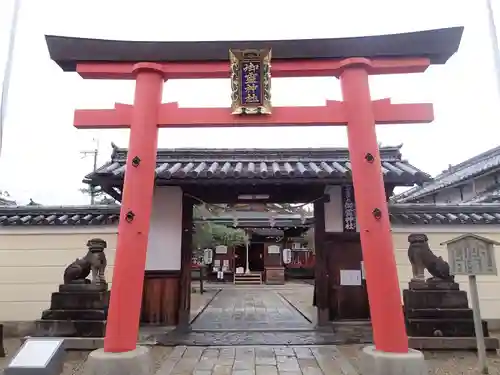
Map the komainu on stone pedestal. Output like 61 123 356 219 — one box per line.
408 233 454 284
35 238 109 337
403 233 499 350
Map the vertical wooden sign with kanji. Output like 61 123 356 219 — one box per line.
342 185 356 232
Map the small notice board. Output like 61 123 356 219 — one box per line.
340 270 362 286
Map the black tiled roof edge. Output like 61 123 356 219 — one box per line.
84 146 431 186
392 145 500 203
2 203 500 226
46 27 464 72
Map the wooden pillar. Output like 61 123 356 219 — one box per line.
104 64 164 353
314 196 329 326
340 64 408 353
178 195 194 329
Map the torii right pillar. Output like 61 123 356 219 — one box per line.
339 59 427 374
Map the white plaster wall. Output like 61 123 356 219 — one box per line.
0 227 117 322
145 186 183 271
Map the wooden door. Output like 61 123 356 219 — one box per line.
326 233 370 320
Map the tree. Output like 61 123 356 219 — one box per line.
192 205 248 260
0 190 15 206
79 186 118 205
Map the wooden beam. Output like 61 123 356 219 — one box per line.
101 184 122 202
75 57 431 80
183 185 325 204
74 99 433 129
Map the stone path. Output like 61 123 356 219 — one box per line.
156 345 359 375
158 287 372 346
190 289 313 331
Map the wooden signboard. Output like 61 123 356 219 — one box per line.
215 245 228 254
342 185 356 232
445 234 498 276
268 245 280 254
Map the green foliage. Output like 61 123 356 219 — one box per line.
192 221 247 250
192 205 248 251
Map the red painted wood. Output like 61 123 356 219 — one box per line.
74 100 433 129
75 57 430 80
73 56 438 355
103 64 164 353
340 64 408 353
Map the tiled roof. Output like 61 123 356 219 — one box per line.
392 145 500 203
389 203 500 225
0 206 120 226
84 146 430 186
2 204 500 226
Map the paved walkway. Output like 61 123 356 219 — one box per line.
156 345 359 375
158 285 372 346
190 288 313 331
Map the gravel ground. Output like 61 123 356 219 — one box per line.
338 341 500 374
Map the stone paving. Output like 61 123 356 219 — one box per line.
190 288 313 331
159 284 372 346
156 345 358 375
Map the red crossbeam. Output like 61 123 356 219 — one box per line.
76 57 430 80
73 99 433 129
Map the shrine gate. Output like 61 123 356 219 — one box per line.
45 26 463 358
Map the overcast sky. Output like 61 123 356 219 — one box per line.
0 0 499 205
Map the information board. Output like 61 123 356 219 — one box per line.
447 236 497 276
340 270 362 286
268 245 280 254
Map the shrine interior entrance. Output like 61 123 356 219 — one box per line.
248 243 264 272
233 245 246 270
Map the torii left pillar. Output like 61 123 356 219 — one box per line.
106 63 164 353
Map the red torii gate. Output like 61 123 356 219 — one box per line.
45 28 463 356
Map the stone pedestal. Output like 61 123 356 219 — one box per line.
403 280 499 350
359 346 427 375
83 346 153 375
35 284 109 337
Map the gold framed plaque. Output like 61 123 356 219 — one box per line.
229 48 272 115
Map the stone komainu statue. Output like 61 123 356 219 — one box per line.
63 238 107 286
407 233 454 282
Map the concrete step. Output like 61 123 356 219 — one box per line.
234 273 262 285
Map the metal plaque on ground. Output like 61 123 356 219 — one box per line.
5 338 65 375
